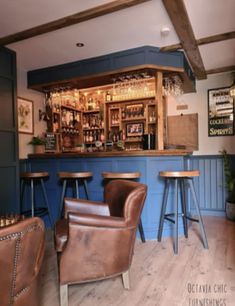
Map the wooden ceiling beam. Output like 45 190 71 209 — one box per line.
160 31 235 52
0 0 150 46
206 65 235 75
162 0 207 80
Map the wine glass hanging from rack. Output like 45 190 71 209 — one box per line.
112 72 155 101
44 85 81 110
163 75 184 97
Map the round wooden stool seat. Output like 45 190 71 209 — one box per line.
102 172 141 179
20 172 49 179
159 170 200 178
58 172 93 179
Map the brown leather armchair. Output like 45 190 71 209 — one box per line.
0 217 45 306
55 179 147 306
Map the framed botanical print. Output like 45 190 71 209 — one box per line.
18 97 34 134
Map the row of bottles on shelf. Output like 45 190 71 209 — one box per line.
61 127 80 134
83 113 104 129
110 105 145 126
110 103 155 124
108 130 126 142
124 104 145 119
111 112 120 125
83 130 105 143
61 109 81 128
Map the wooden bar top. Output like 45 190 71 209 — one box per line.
28 149 192 159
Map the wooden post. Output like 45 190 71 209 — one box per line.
155 71 164 150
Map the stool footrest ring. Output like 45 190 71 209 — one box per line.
164 216 175 223
164 213 199 224
185 216 199 223
22 207 49 218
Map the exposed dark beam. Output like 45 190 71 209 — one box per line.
162 0 207 80
160 43 182 52
206 65 235 75
0 0 150 46
161 31 235 52
197 31 235 46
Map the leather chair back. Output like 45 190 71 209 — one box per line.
0 217 45 306
104 179 147 226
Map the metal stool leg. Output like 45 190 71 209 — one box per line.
157 179 170 242
138 218 145 243
31 179 35 217
83 179 90 200
173 178 179 254
59 179 67 218
75 179 79 198
40 178 53 227
180 179 188 238
188 179 208 249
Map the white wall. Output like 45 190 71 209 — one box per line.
17 69 234 158
167 73 235 155
17 68 46 159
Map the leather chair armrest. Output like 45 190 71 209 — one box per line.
68 212 127 228
64 198 110 218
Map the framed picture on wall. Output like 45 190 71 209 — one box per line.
208 87 234 136
17 97 34 134
126 122 144 137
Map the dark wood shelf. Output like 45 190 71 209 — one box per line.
61 104 82 111
122 117 145 122
83 109 100 113
83 127 104 131
106 96 155 104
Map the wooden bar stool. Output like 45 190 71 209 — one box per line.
57 172 93 218
102 171 146 243
20 172 53 226
158 170 208 254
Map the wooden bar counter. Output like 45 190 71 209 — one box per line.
22 149 192 240
28 149 192 158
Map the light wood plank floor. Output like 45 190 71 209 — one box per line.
40 216 235 306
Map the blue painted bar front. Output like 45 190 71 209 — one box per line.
22 154 185 239
22 153 227 239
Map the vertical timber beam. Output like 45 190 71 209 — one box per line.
155 71 164 150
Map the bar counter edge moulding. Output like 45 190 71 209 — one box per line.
17 97 34 134
208 87 234 137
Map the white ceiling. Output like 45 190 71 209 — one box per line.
0 0 234 75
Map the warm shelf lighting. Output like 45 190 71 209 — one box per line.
229 73 235 98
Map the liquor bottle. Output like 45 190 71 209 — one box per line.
100 131 105 142
122 130 126 141
108 130 113 141
121 108 126 119
94 130 98 141
88 97 93 110
106 91 112 102
88 131 92 143
111 113 115 125
112 132 117 143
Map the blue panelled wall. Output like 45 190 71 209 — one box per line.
20 154 230 239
